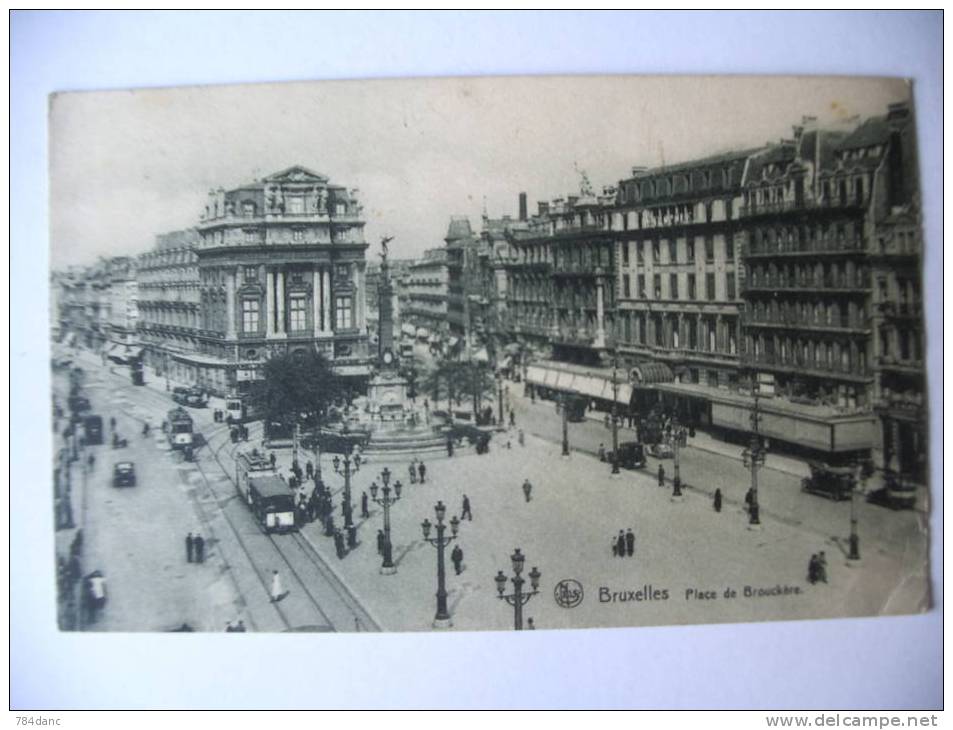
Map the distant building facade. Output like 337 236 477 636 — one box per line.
404 247 449 342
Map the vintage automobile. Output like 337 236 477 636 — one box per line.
605 441 646 470
646 441 674 459
112 461 137 488
800 461 855 501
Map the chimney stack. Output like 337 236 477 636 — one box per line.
518 192 528 221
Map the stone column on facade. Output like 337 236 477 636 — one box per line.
322 267 332 333
311 267 322 337
594 274 606 348
716 314 724 353
677 313 685 349
265 270 276 337
225 268 237 340
276 270 286 336
354 263 366 332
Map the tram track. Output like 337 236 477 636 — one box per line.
103 370 380 631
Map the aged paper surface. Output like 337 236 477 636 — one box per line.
49 75 929 633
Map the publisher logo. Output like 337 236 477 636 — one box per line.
554 579 584 608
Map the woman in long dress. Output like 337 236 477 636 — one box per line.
270 570 284 602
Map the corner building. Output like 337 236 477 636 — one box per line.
187 166 370 394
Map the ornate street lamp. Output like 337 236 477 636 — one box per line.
332 449 362 548
370 469 402 575
559 392 570 458
847 463 863 564
741 388 766 528
494 548 541 630
610 346 621 477
670 415 688 501
421 501 461 629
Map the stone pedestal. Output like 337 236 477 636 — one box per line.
367 371 409 423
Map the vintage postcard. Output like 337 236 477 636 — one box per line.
49 75 930 633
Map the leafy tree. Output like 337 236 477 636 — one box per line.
249 351 340 435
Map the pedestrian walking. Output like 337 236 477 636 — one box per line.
185 533 194 563
87 453 95 470
611 538 618 557
509 409 516 427
408 459 417 484
418 461 426 484
361 491 370 518
334 530 346 559
625 528 635 557
447 437 454 458
518 429 525 447
713 488 723 513
744 487 754 513
817 551 828 583
522 478 533 503
270 570 285 602
306 461 314 480
598 443 606 462
234 620 246 632
616 531 626 558
451 544 464 575
269 452 276 469
461 494 472 521
527 618 536 630
807 554 820 585
657 463 665 487
376 529 385 555
194 534 205 563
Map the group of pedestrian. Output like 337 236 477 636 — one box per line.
185 532 206 564
612 528 636 558
408 458 427 484
807 552 828 584
229 424 249 442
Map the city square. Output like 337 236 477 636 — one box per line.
47 75 929 636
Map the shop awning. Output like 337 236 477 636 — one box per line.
631 362 675 385
573 375 607 400
554 371 575 390
525 365 547 385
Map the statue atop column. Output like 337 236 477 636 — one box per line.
377 236 395 366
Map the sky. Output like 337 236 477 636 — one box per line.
49 74 911 268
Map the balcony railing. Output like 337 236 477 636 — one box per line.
742 237 866 258
741 316 871 334
739 197 865 217
742 354 870 380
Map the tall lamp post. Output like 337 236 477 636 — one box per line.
332 450 362 548
847 463 863 564
610 346 621 477
421 501 460 629
741 387 765 528
497 372 505 425
670 415 687 501
494 548 541 630
370 468 402 575
559 393 570 458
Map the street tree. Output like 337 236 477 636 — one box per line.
249 350 340 437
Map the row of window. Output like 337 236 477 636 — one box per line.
621 272 735 301
240 295 353 334
620 236 734 266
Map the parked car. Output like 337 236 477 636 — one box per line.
112 461 137 488
800 461 854 501
606 441 646 470
646 442 674 459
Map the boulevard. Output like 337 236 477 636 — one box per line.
54 344 928 633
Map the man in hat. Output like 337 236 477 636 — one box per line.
451 544 464 575
194 534 205 564
185 533 194 563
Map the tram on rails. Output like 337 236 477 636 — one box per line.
166 407 194 450
235 449 295 532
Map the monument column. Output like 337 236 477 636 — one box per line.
265 269 276 337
